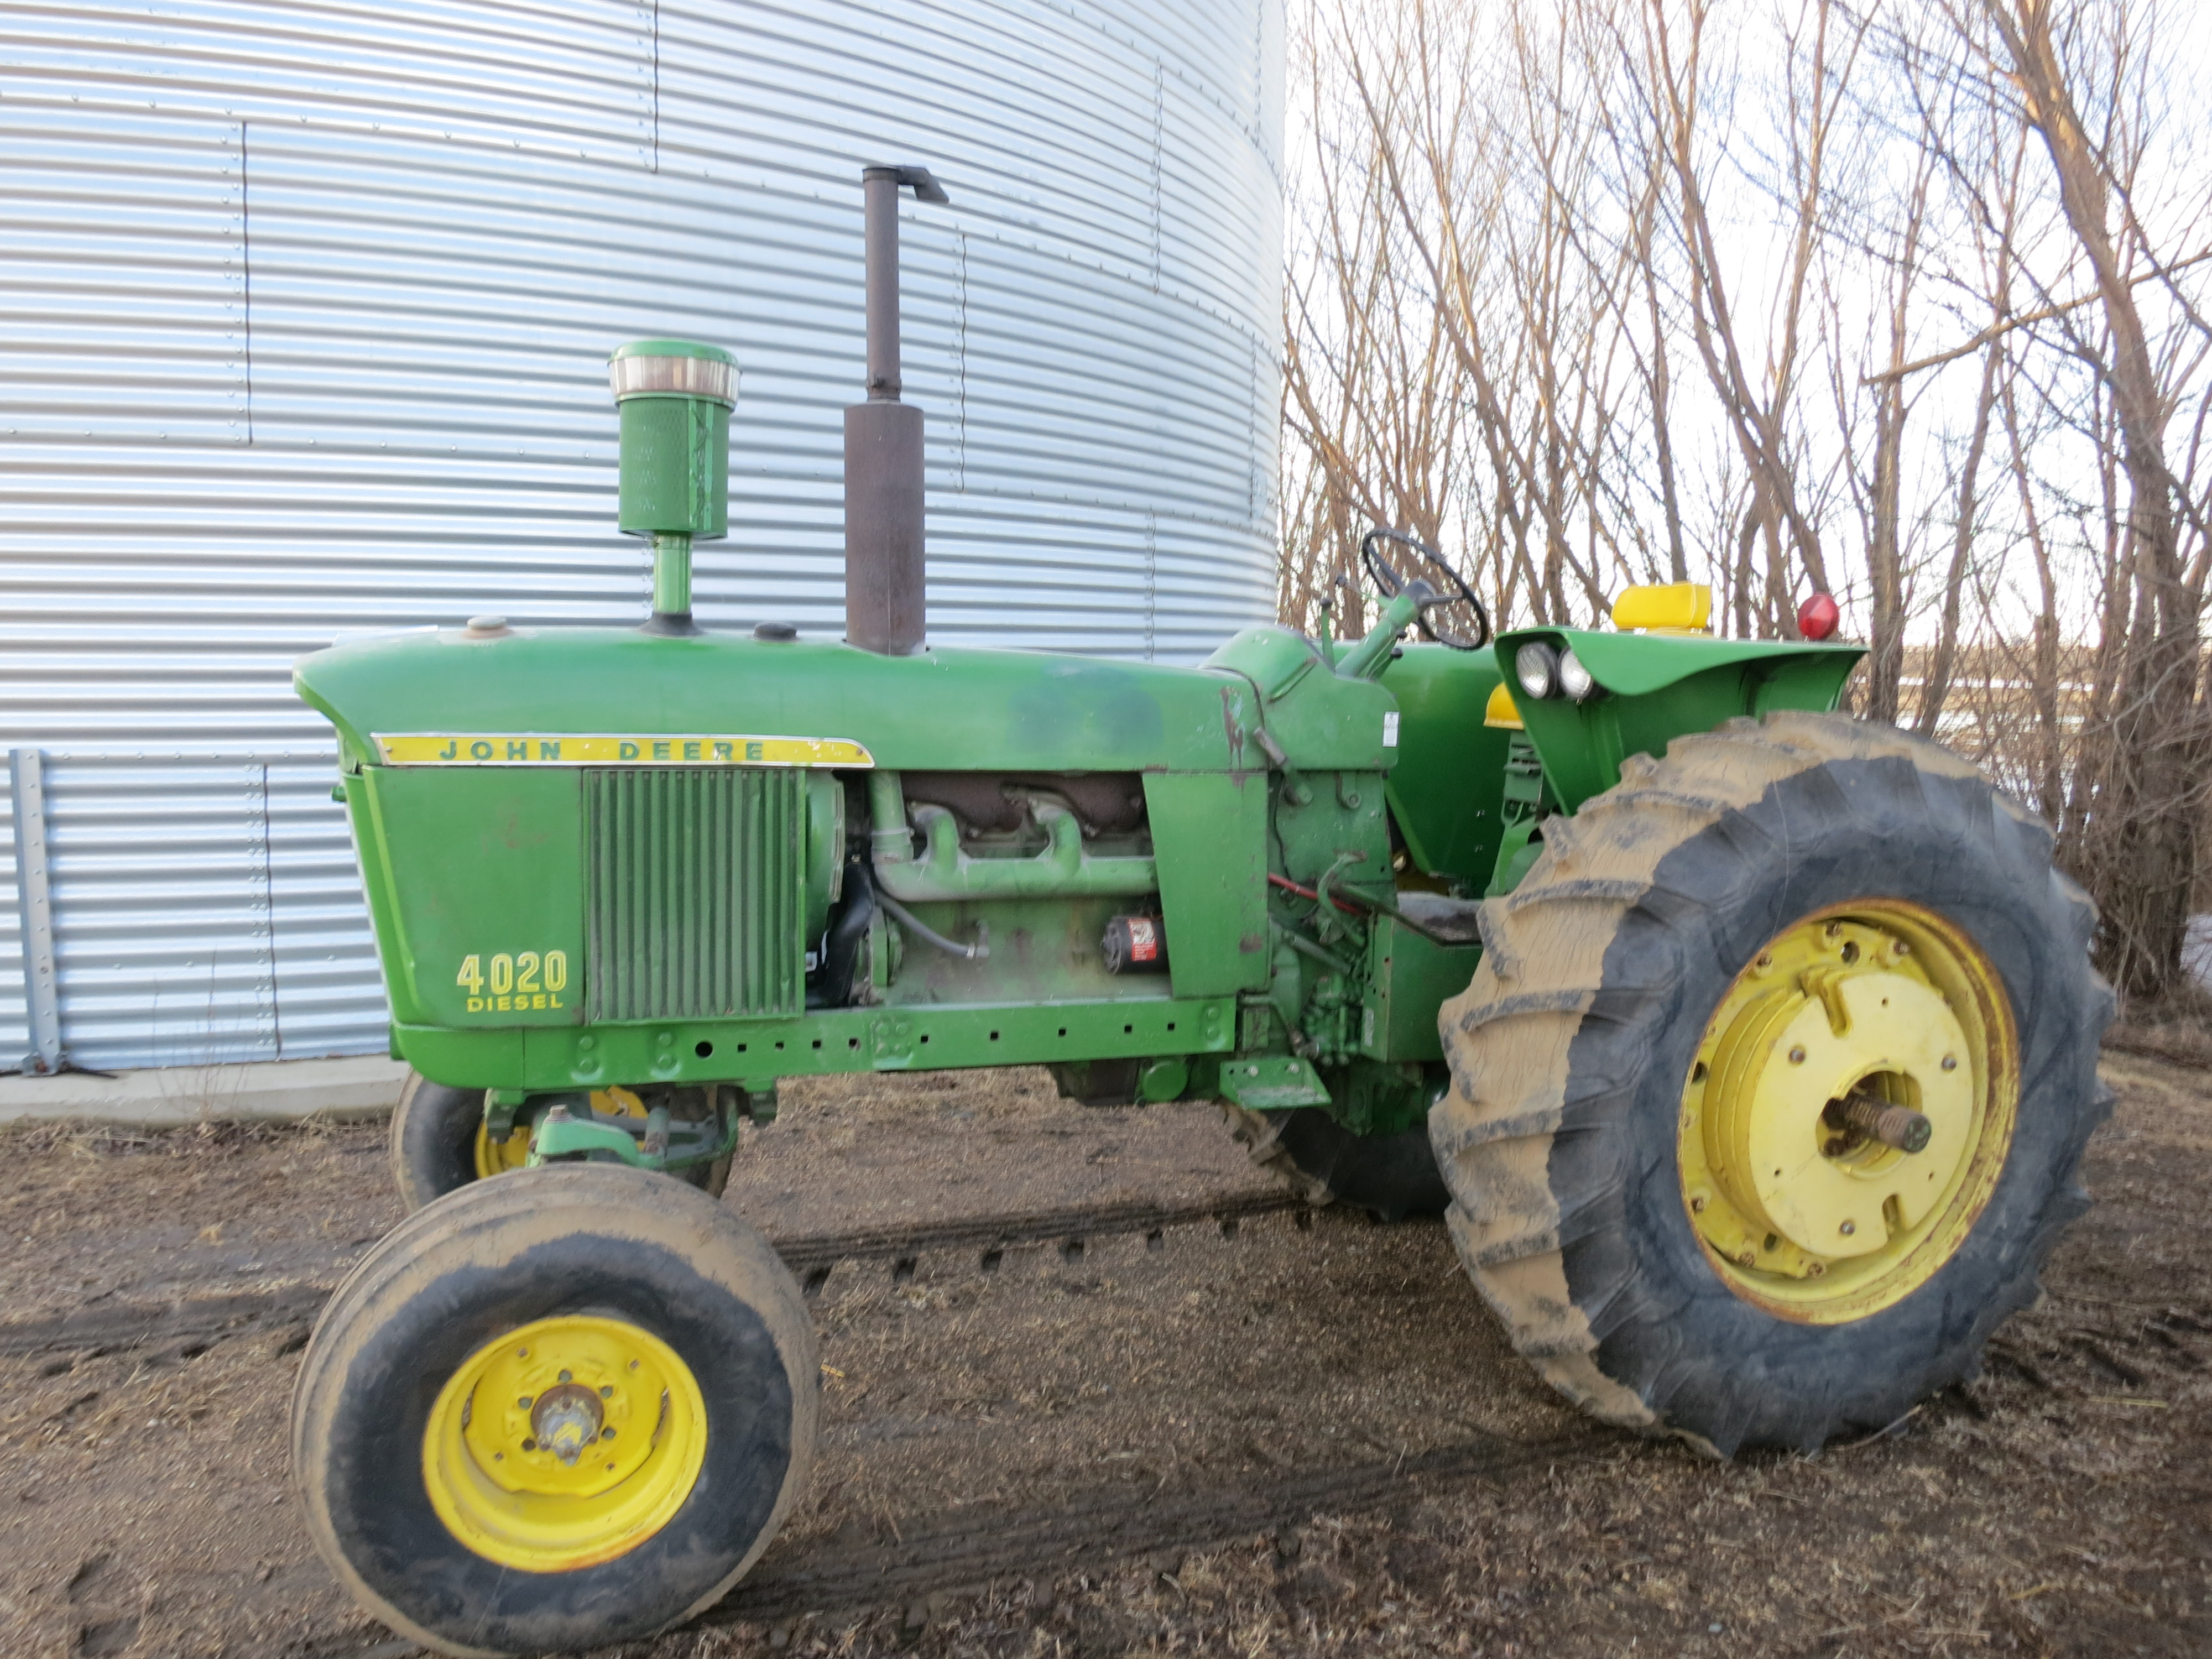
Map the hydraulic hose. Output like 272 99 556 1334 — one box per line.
875 889 990 960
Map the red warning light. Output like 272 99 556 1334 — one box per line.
1796 592 1840 641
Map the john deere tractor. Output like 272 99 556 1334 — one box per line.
288 170 2109 1656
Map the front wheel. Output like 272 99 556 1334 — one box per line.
1225 1104 1448 1222
1433 713 2111 1455
388 1072 732 1213
291 1165 817 1656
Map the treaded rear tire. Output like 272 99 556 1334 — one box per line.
1432 712 2112 1455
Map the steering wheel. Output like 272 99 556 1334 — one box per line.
1359 528 1492 650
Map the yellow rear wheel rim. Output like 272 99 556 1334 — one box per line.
1678 900 2017 1323
422 1313 708 1572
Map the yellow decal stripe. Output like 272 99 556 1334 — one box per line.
374 733 874 768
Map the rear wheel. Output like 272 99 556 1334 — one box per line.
389 1073 731 1213
292 1165 817 1657
1433 713 2111 1454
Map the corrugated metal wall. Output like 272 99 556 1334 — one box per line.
0 0 1285 1071
0 780 23 1066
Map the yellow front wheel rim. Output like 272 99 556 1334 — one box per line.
473 1088 644 1180
472 1119 533 1178
1678 901 2018 1323
422 1314 708 1572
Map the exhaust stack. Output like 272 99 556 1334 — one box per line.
845 164 950 655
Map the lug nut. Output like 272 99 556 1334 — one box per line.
1788 1046 1806 1065
1840 1220 1856 1237
1689 1194 1708 1213
1941 1054 1957 1071
1806 1261 1826 1278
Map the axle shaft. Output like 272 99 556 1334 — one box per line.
1833 1091 1933 1154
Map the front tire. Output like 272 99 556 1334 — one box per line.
1433 713 2111 1455
291 1165 817 1657
388 1074 509 1213
1225 1104 1449 1222
389 1072 732 1213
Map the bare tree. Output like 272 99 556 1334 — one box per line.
1279 2 1483 635
1280 0 2212 1000
1970 0 2211 997
1644 0 1859 632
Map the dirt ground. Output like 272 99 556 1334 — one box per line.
0 1052 2208 1659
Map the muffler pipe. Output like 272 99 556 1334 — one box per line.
845 164 948 656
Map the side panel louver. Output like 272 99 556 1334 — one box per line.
584 768 805 1022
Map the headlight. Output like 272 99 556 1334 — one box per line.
1515 641 1559 700
1557 648 1595 702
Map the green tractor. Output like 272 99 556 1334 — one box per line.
288 171 2109 1656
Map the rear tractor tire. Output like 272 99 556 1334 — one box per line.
292 1165 817 1657
1434 712 2111 1455
389 1072 732 1213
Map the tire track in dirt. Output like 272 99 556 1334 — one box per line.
0 1286 330 1361
275 1433 1596 1657
710 1431 1594 1624
0 1188 1310 1360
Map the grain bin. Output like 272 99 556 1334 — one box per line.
0 0 1286 1068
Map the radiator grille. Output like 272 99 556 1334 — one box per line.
584 768 806 1022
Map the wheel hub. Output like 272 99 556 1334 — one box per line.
1679 905 2017 1322
529 1381 607 1465
1703 964 1972 1260
422 1313 705 1572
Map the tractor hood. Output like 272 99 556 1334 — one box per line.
295 625 1266 775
